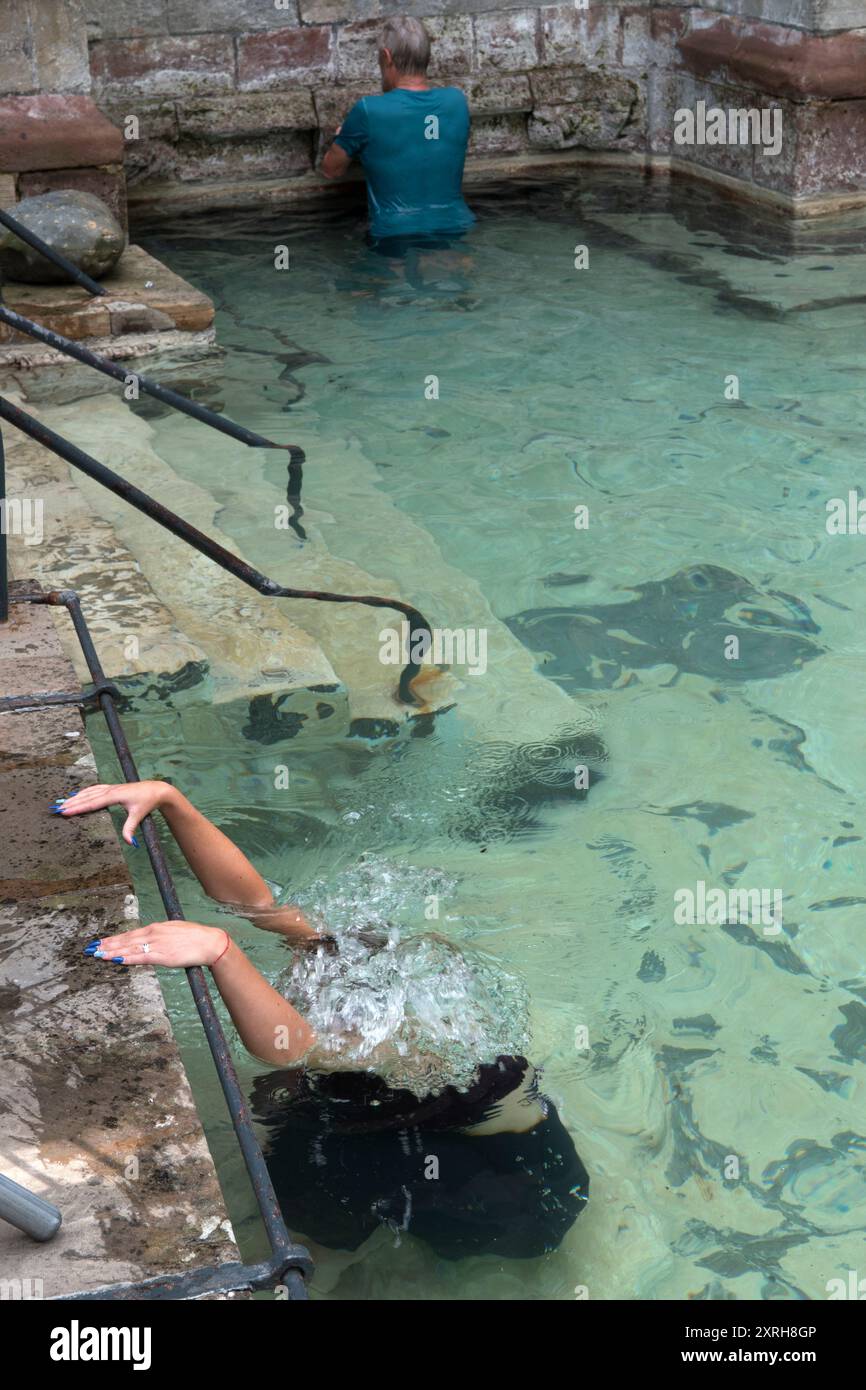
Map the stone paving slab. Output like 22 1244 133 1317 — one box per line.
0 244 214 343
0 583 242 1297
2 425 209 684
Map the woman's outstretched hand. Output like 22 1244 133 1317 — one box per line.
84 920 229 968
51 780 177 846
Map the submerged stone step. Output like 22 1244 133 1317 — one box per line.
4 412 207 685
6 391 342 706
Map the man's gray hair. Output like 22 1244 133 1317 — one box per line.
381 16 431 74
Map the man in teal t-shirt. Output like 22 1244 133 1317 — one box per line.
321 15 475 248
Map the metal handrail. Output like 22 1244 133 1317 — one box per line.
0 217 438 1297
0 304 305 460
4 587 313 1301
0 395 432 704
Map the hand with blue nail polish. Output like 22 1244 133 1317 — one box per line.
48 781 172 847
90 921 228 969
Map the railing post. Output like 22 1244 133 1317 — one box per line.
0 423 7 623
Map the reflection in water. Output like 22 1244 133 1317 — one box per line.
507 564 824 689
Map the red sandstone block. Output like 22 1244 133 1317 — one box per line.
678 13 866 101
237 26 333 89
0 95 123 173
91 35 235 97
793 100 866 198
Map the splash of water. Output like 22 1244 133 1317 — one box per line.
273 856 531 1095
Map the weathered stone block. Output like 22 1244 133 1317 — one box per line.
33 0 91 93
748 94 798 196
753 96 866 200
622 4 687 72
122 140 181 188
669 74 758 182
468 112 529 155
175 132 312 182
167 0 297 32
0 759 126 899
177 91 316 139
0 706 87 775
108 302 175 334
100 99 180 144
462 73 533 114
301 0 384 19
336 15 472 82
0 0 34 97
474 10 539 72
529 70 645 151
237 25 333 89
647 67 679 154
539 4 621 69
86 0 169 41
91 35 235 99
312 83 373 129
427 15 475 75
815 0 866 27
621 9 652 71
0 95 124 174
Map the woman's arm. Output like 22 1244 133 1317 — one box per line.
86 920 316 1066
56 782 321 942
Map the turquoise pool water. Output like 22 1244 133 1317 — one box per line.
91 173 866 1300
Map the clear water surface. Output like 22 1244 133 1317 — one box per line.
87 173 866 1300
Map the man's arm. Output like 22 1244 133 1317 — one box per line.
321 138 352 181
320 101 367 180
90 920 316 1065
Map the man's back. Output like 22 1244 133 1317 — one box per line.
335 86 475 242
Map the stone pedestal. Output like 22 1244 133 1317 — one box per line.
0 94 127 235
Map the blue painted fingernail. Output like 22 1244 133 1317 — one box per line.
83 941 101 955
130 836 139 848
112 957 124 964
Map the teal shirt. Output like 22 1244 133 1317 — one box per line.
334 87 475 241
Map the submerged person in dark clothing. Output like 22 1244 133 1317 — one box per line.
59 779 588 1268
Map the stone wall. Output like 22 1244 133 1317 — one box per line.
80 0 866 213
0 2 861 216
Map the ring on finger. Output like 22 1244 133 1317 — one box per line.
140 942 151 954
